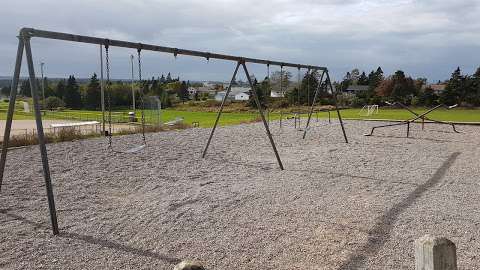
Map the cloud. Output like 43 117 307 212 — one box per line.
0 0 479 81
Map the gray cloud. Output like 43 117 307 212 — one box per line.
0 0 479 81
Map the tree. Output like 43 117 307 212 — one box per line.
374 70 415 103
248 79 268 108
64 75 82 108
440 67 462 105
177 81 189 102
84 73 101 109
1 86 10 97
43 77 55 98
270 70 292 96
55 80 66 100
45 96 65 110
19 79 31 97
286 70 322 105
358 72 369 85
166 72 173 83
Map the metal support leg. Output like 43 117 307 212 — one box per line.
242 62 284 170
327 72 348 143
303 71 325 139
0 38 24 192
24 36 59 235
100 45 106 135
202 62 241 158
407 122 410 138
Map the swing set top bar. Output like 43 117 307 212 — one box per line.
19 28 327 71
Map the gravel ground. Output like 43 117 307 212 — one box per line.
1 119 479 269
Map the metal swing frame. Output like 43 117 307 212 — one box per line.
364 102 460 137
302 70 349 143
0 28 336 235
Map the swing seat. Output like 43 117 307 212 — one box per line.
111 144 146 154
124 144 146 153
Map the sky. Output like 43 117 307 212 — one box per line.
1 0 479 83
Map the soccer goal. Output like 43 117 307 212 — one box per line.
359 104 379 116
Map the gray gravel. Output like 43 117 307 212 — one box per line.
1 119 479 269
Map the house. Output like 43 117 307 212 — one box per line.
188 86 217 99
428 84 446 95
234 92 250 101
214 87 251 101
344 85 369 94
270 89 285 98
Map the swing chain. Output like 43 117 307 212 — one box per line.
137 48 146 144
105 42 112 148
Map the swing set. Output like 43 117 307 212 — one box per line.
0 28 349 235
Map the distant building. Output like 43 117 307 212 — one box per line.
214 87 251 101
344 85 369 94
234 92 250 101
428 84 446 95
270 89 285 98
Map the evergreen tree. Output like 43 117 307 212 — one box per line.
160 74 166 84
43 77 55 97
440 67 462 105
358 72 369 85
166 72 172 83
248 79 268 108
55 80 66 100
177 81 189 103
1 86 10 96
84 73 101 109
64 75 82 108
19 79 31 97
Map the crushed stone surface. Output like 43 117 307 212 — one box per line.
1 119 479 269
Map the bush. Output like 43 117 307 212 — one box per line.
45 96 65 110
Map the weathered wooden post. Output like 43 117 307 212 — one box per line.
415 235 457 270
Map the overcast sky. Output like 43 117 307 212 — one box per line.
1 0 479 82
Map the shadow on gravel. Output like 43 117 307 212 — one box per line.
0 210 180 265
59 232 181 265
370 134 453 143
336 152 460 270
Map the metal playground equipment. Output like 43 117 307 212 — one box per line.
364 102 460 137
0 28 348 235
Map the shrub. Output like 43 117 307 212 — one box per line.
45 96 65 110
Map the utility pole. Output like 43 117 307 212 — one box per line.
40 62 45 108
130 54 135 111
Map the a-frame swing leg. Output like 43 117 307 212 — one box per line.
326 71 348 143
24 35 59 235
303 70 325 139
0 38 24 192
202 62 241 158
242 62 284 170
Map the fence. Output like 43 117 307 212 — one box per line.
0 122 146 148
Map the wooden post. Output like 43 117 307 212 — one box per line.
415 235 457 270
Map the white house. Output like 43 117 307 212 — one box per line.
214 87 251 101
234 92 250 101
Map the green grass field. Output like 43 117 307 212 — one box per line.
2 100 480 128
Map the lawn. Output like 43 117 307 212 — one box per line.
2 105 480 128
339 107 480 122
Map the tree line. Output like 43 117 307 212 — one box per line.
1 72 194 110
339 66 480 107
